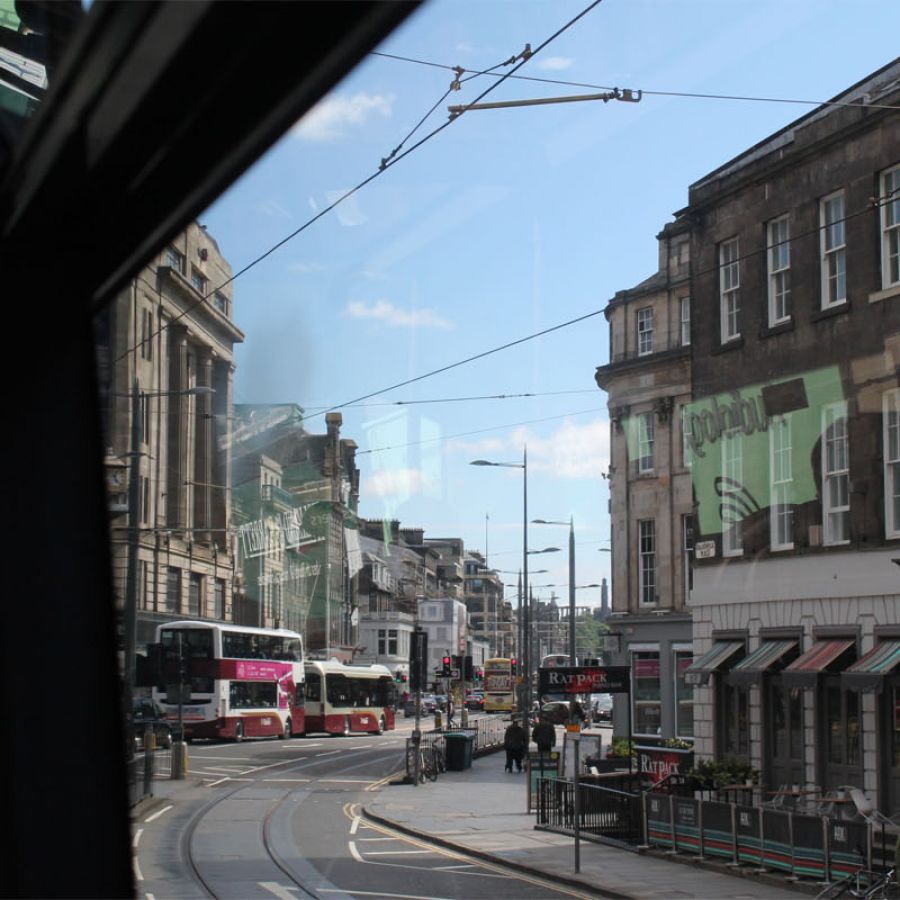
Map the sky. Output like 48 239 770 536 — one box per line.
201 0 900 608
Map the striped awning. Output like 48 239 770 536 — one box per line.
684 641 744 685
729 639 798 686
843 640 900 693
782 639 855 689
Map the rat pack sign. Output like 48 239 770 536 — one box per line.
538 665 630 696
634 744 694 784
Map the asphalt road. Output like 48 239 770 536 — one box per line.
132 716 593 900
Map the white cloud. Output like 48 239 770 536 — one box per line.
343 300 454 330
255 199 292 219
537 57 574 71
365 467 432 499
451 417 609 480
287 261 325 274
293 92 393 141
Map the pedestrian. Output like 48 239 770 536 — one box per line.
447 697 456 727
532 714 556 754
572 699 587 724
503 716 528 773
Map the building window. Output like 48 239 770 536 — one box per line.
214 578 226 619
823 402 850 545
138 560 148 610
770 415 794 550
388 629 398 655
680 297 691 346
166 567 181 612
165 245 185 273
681 406 693 469
722 434 743 556
140 308 153 360
632 649 661 736
214 291 229 314
718 680 750 759
638 412 654 473
189 572 203 616
191 267 208 295
767 215 791 325
637 307 653 356
140 391 150 444
639 520 656 605
682 514 694 599
885 390 900 538
719 237 740 342
378 629 386 655
674 649 694 739
881 164 900 289
821 191 847 308
139 475 150 525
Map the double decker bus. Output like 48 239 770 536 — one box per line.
303 660 396 735
482 657 514 713
539 653 571 702
154 621 304 741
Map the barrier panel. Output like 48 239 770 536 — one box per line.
828 818 869 882
791 813 827 881
761 808 793 873
735 805 763 866
673 797 701 854
700 800 736 862
646 793 674 849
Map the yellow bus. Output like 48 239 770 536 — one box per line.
483 657 514 713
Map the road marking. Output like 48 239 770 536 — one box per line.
143 805 172 824
319 891 453 900
433 864 477 871
133 828 143 849
363 850 434 856
263 778 312 783
357 837 397 842
205 776 253 786
315 750 342 757
348 840 364 863
318 778 372 784
133 856 143 882
258 882 298 899
350 815 360 835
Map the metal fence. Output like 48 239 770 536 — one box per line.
536 777 644 847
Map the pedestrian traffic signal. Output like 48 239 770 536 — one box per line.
441 655 452 676
510 658 517 674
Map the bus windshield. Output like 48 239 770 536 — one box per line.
159 628 213 660
221 632 301 661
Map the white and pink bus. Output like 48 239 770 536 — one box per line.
154 621 305 741
303 659 397 735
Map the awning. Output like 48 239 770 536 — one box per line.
684 641 744 685
843 640 900 693
728 639 798 686
781 639 855 689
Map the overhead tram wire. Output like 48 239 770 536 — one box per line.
111 0 606 366
371 50 900 113
356 406 604 456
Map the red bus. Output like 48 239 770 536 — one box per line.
303 659 396 735
154 621 304 741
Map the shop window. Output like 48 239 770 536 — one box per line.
632 649 661 736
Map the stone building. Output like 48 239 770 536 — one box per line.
98 221 242 651
681 58 900 811
595 221 695 743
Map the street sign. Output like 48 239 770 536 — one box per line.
538 665 630 695
450 668 460 680
695 540 716 559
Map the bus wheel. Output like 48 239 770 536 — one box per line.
378 716 386 734
234 721 244 742
282 717 292 739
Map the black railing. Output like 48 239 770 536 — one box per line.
536 777 644 846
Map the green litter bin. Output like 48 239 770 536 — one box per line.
444 732 475 770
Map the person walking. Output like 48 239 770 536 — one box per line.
446 697 456 728
532 714 556 755
503 716 528 773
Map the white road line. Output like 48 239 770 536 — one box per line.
258 882 297 899
133 828 143 849
143 805 172 824
348 840 364 863
350 815 360 835
363 850 434 856
319 891 453 900
133 857 143 882
433 864 477 871
318 778 372 784
315 750 342 757
357 837 397 842
262 778 312 783
184 755 256 761
205 776 253 786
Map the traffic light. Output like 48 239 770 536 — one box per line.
475 668 483 683
441 655 452 676
452 654 462 673
464 654 474 681
510 658 517 675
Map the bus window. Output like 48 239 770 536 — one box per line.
160 628 213 659
326 674 352 706
306 673 321 702
229 681 277 709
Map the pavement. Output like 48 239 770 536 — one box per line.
362 744 815 900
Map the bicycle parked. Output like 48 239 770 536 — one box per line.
816 867 899 899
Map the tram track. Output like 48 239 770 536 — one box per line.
179 739 403 899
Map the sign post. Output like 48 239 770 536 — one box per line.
571 730 581 873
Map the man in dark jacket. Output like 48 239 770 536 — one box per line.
503 717 528 772
532 715 556 754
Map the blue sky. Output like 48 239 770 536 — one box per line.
202 0 900 607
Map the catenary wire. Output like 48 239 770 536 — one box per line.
300 388 598 413
111 0 605 365
370 50 900 112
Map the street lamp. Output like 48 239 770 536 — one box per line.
533 517 577 667
470 451 530 714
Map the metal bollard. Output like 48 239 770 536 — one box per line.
434 710 442 730
171 740 188 780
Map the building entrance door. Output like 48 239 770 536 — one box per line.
765 676 804 790
819 676 863 791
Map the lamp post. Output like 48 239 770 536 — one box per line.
123 381 214 760
471 450 529 716
532 517 577 666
